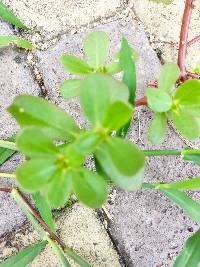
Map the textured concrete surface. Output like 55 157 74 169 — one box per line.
0 21 41 237
130 0 200 68
0 203 121 267
3 0 126 38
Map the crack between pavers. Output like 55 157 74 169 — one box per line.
96 208 128 267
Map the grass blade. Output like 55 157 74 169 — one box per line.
0 3 28 29
0 241 46 267
0 35 32 49
0 135 16 166
65 248 91 267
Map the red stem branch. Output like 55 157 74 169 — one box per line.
178 0 195 80
187 34 200 46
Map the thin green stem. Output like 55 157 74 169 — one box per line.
0 140 17 151
0 172 16 178
143 149 182 156
141 182 156 189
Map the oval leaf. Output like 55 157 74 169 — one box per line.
60 55 93 74
148 113 167 144
72 168 108 208
182 149 200 166
84 31 109 68
147 88 172 112
60 79 81 99
8 95 79 141
16 159 57 192
95 137 145 190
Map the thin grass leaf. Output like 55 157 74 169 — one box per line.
0 35 32 49
65 248 91 267
157 178 200 190
174 229 200 267
0 241 46 267
161 189 200 224
0 135 16 166
0 2 28 29
32 192 57 234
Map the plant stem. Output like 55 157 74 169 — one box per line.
178 0 195 80
143 150 182 156
187 71 200 79
188 34 200 46
0 140 17 151
135 96 147 107
0 172 16 178
0 187 11 193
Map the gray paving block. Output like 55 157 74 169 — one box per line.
0 21 41 237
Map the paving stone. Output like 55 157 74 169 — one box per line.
0 21 41 237
3 0 125 38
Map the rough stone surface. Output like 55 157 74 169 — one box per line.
0 203 121 267
3 0 125 38
0 21 41 237
130 0 200 68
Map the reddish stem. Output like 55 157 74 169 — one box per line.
187 71 200 79
187 34 200 46
0 187 11 193
178 0 195 80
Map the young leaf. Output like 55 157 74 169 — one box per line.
32 192 57 234
120 38 136 104
47 170 72 208
84 31 109 68
148 113 167 144
0 36 32 49
0 2 28 30
95 137 145 190
158 63 180 93
0 135 16 166
72 168 108 208
79 73 129 126
182 149 200 166
157 177 200 190
17 127 59 158
0 241 46 267
103 101 133 131
60 55 93 74
168 110 200 140
173 80 200 117
60 79 81 99
8 95 79 141
161 189 200 224
16 159 57 192
174 229 200 267
147 88 172 112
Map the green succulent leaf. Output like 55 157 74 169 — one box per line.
0 35 32 49
0 241 46 267
47 170 72 208
147 88 172 112
0 135 16 165
60 79 81 99
159 63 180 93
60 55 93 74
95 137 145 190
17 127 59 158
8 95 79 141
0 2 28 29
161 189 200 224
173 80 200 117
16 159 57 192
84 31 109 68
168 110 200 140
148 113 167 144
157 177 200 190
120 38 137 104
32 192 57 234
103 101 133 131
72 168 108 208
182 149 200 166
80 73 129 126
174 229 200 267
